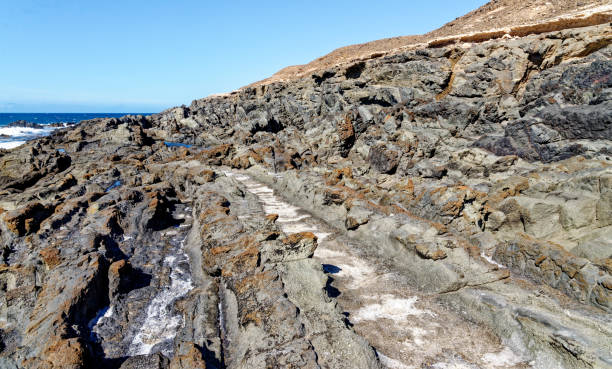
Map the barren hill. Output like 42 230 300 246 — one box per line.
252 0 611 86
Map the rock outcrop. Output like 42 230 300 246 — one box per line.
0 2 611 369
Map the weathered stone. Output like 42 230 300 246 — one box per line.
263 232 318 263
120 353 170 369
3 202 55 236
0 9 611 369
345 206 372 230
368 144 400 174
415 243 448 260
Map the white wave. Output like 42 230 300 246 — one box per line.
0 126 53 137
0 141 25 149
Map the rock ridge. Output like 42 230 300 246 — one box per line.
0 5 611 369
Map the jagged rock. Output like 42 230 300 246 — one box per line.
39 246 61 269
0 7 611 369
495 234 611 312
345 206 372 230
368 144 400 174
169 343 207 369
120 353 170 369
40 337 90 369
2 202 56 236
336 113 355 157
415 243 448 260
108 259 134 300
263 232 318 263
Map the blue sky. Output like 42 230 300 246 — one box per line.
0 0 487 113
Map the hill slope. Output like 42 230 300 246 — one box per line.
253 0 611 86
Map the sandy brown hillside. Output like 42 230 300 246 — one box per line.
249 0 611 87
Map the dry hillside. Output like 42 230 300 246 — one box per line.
249 0 612 87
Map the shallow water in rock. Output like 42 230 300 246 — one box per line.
91 204 195 360
127 233 194 357
231 172 529 369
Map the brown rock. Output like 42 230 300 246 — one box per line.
368 144 400 174
43 337 88 369
222 245 260 277
336 113 355 157
3 202 55 236
170 343 207 369
415 243 447 260
262 232 318 262
39 247 61 269
109 259 133 299
323 188 347 205
197 144 232 166
326 167 353 186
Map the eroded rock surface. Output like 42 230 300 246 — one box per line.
0 15 611 369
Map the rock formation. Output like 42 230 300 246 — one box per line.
0 1 611 368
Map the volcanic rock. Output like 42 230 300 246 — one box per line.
0 2 611 369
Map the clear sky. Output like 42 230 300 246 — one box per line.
0 0 488 113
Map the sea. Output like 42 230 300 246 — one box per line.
0 113 153 150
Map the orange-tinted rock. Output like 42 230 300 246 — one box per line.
323 188 347 205
336 113 355 157
170 343 207 369
222 245 260 277
42 337 88 369
3 202 55 236
195 144 232 166
415 243 447 260
39 247 61 269
326 167 353 185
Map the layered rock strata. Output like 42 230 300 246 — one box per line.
0 14 611 369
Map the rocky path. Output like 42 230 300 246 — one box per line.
231 172 530 369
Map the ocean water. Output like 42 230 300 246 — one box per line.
0 113 152 149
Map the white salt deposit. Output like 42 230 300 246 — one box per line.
229 171 529 369
228 172 323 239
314 232 331 241
352 295 434 322
378 353 415 369
410 327 430 346
313 248 347 259
482 347 523 367
278 214 311 223
481 251 505 269
431 362 477 369
88 306 112 330
334 257 377 289
280 222 317 235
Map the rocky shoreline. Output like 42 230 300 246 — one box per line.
0 16 610 369
3 120 74 129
